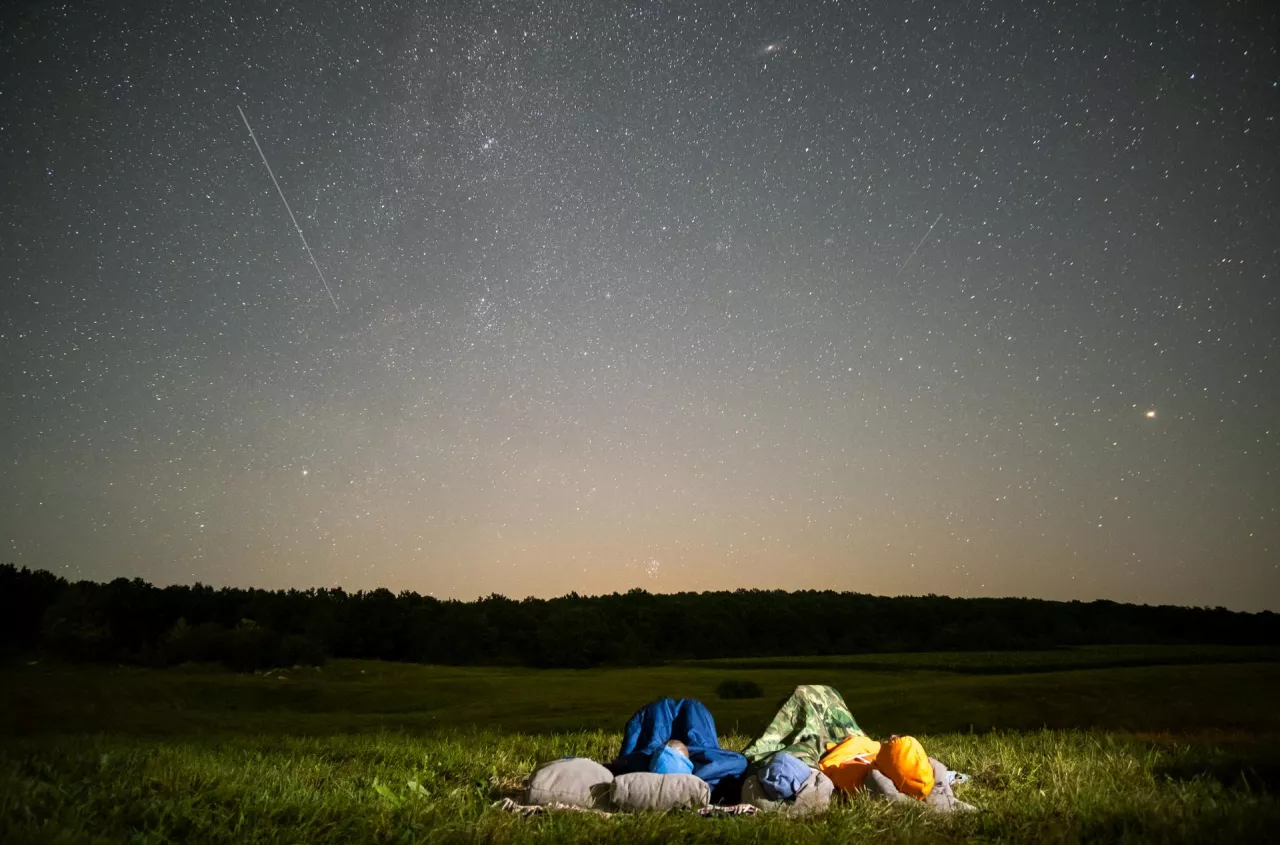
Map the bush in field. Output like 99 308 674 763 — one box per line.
716 679 764 699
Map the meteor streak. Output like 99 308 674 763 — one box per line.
895 213 944 279
237 105 339 312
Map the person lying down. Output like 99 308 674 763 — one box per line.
740 685 976 815
745 733 976 814
647 740 694 775
517 697 751 816
512 688 975 816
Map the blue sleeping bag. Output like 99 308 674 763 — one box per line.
612 697 748 787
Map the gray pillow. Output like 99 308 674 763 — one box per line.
791 769 835 817
864 768 913 803
742 768 833 817
741 773 784 813
609 772 710 812
866 759 977 813
524 758 614 809
924 758 978 813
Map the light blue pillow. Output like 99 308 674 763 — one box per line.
759 752 810 800
648 745 695 775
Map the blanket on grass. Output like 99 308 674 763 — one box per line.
494 797 758 817
493 797 613 818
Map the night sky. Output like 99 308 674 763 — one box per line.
2 1 1277 610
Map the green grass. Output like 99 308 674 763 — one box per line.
3 646 1279 843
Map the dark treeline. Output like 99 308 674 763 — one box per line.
3 563 1277 670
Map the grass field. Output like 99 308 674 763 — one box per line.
3 645 1279 843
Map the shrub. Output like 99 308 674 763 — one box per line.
716 679 763 699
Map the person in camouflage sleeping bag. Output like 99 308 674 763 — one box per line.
742 684 865 769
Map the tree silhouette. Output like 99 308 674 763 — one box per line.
1 564 1276 670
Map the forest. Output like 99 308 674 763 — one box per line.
3 563 1276 670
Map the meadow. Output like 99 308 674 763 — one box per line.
3 645 1279 843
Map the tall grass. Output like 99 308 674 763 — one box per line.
3 729 1277 843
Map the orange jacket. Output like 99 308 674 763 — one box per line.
818 734 934 800
817 735 881 792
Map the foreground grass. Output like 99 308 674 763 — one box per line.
4 729 1278 844
2 646 1279 843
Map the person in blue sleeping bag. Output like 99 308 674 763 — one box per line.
612 697 748 803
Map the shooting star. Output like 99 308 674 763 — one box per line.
894 213 944 279
237 105 339 312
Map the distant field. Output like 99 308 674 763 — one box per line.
5 644 1278 737
686 643 1280 674
2 646 1279 843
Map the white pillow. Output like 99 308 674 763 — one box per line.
609 772 710 811
524 758 614 809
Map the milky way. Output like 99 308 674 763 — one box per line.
1 1 1277 609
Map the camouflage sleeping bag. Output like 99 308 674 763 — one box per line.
742 684 864 769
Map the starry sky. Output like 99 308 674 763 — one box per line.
2 0 1277 610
